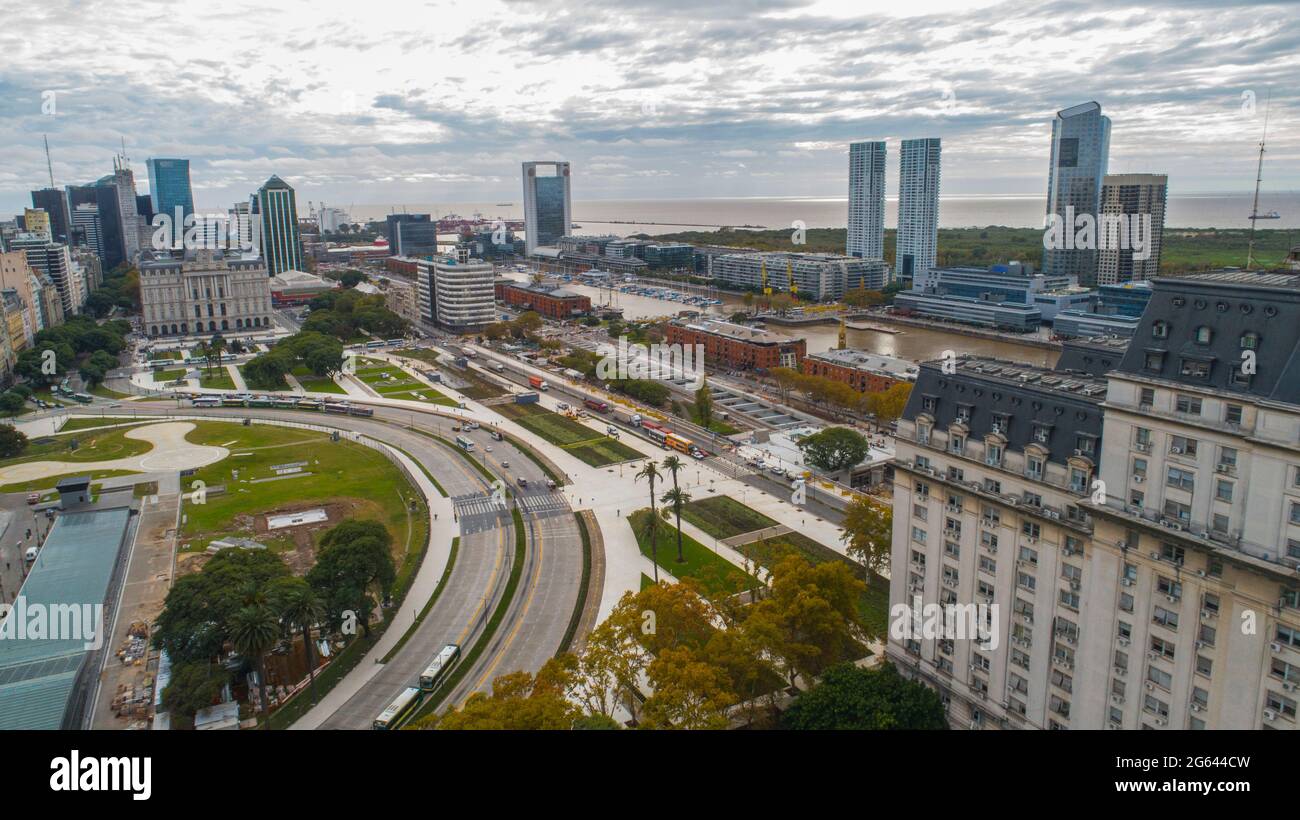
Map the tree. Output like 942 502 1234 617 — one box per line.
640 646 736 730
230 604 280 729
0 393 28 417
635 461 662 582
797 426 870 473
694 378 714 429
781 662 947 730
425 658 584 730
863 382 912 427
744 554 866 688
161 661 227 722
339 270 366 288
278 581 326 705
661 486 692 564
840 496 892 581
307 520 395 637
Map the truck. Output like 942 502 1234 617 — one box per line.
493 362 506 373
584 398 610 413
528 375 549 391
515 392 540 405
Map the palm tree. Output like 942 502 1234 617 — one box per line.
280 587 326 705
231 605 280 730
662 454 683 494
661 486 692 564
194 341 210 375
635 460 663 583
209 334 227 374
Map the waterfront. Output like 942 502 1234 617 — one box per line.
505 272 1060 368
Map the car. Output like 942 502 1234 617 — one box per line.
463 422 479 431
26 492 40 505
501 460 510 469
25 546 38 562
451 425 460 432
485 446 492 453
546 479 557 490
516 476 528 487
691 450 706 460
490 430 503 441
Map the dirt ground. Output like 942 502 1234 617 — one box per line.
175 499 362 577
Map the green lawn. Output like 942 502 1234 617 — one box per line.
395 348 505 399
180 421 416 560
198 368 236 390
352 359 457 404
290 365 345 395
90 383 130 399
497 403 643 466
628 508 752 598
153 368 188 382
682 495 889 638
59 418 147 433
1 469 140 493
0 425 155 468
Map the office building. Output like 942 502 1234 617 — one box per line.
138 249 272 337
896 138 941 283
415 253 495 332
1097 174 1167 285
9 233 81 315
895 290 1042 332
711 252 888 302
318 206 348 233
71 204 103 260
385 213 439 257
30 188 70 244
253 176 304 275
66 184 125 271
22 208 51 239
1044 102 1111 285
847 140 887 262
664 319 806 371
888 270 1300 729
105 157 143 262
522 161 572 256
146 158 194 229
802 349 918 393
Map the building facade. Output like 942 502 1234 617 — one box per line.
888 270 1300 730
711 252 888 302
30 188 71 244
386 213 439 257
495 281 591 319
9 234 80 315
1097 173 1167 285
802 348 918 393
254 175 304 275
896 138 941 282
1044 102 1111 285
416 254 495 332
522 161 572 256
146 158 194 246
665 319 806 371
847 140 886 262
139 250 272 337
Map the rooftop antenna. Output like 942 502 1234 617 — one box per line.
43 135 55 188
1246 90 1272 270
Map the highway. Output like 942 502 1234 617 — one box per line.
53 398 587 729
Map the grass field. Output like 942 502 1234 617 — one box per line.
290 365 345 395
0 425 154 469
352 358 458 405
198 368 236 390
90 384 130 399
58 418 147 433
153 368 188 382
394 348 506 399
180 421 417 559
496 402 643 466
1 469 140 493
628 508 752 598
681 495 889 637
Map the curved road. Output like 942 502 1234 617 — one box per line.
55 399 585 729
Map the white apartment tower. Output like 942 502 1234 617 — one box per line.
847 141 886 264
896 138 941 283
1097 173 1167 285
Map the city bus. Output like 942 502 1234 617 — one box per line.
348 405 374 417
221 397 246 407
323 401 351 414
297 399 323 410
419 644 461 691
645 427 668 446
72 393 93 403
272 398 298 409
584 398 610 413
192 396 220 408
372 687 421 730
248 396 273 408
665 432 694 454
455 435 475 452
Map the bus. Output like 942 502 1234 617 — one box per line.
72 393 93 404
323 401 351 414
192 397 220 408
365 340 384 349
348 405 374 417
272 398 298 409
455 435 475 451
419 644 461 691
645 427 668 446
248 397 273 408
584 398 609 413
297 399 323 410
385 338 404 346
372 687 421 730
665 433 694 454
221 397 246 407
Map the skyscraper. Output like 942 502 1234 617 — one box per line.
522 161 571 256
386 213 439 257
30 188 70 244
847 140 886 263
106 156 142 262
253 175 303 275
66 183 125 271
1097 173 1167 285
896 138 941 284
71 204 103 260
146 158 194 223
1044 101 1111 285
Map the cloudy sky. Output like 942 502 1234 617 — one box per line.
1 0 1297 215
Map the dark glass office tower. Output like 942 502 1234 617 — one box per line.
66 184 125 271
254 175 303 274
1044 101 1111 284
146 158 193 246
522 161 571 255
30 188 71 244
386 213 438 257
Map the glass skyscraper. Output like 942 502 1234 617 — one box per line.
147 158 194 247
254 175 303 275
847 141 886 263
1044 101 1111 284
522 161 571 255
896 138 941 285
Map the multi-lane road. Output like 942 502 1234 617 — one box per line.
52 396 588 729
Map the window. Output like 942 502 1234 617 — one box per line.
1021 521 1041 539
1180 358 1210 379
985 442 1003 467
1196 656 1213 677
1169 436 1198 457
1225 404 1243 426
1218 447 1237 471
1194 326 1212 345
916 424 930 445
1026 457 1044 481
983 478 1002 495
955 405 972 423
1133 457 1148 479
1147 666 1172 690
911 526 927 545
1145 351 1164 371
1156 576 1182 600
1033 425 1050 444
1023 491 1042 508
1075 435 1095 455
922 396 937 412
1175 394 1202 415
1152 607 1179 629
1070 467 1089 494
1291 502 1300 527
950 435 965 455
1241 331 1259 350
1215 480 1233 503
1134 427 1151 447
1151 321 1169 339
1165 466 1195 492
1139 387 1155 409
1198 624 1217 647
1150 636 1176 660
1265 691 1297 719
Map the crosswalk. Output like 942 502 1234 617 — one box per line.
451 490 571 532
516 492 571 516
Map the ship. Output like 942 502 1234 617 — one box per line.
1248 210 1281 220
